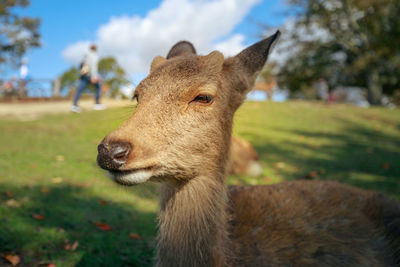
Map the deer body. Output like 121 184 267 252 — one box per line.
97 32 400 266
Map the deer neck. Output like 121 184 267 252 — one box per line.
156 173 231 267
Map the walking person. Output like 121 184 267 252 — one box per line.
71 44 105 113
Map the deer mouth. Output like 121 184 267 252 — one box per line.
107 167 155 186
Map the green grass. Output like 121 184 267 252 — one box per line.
0 101 399 266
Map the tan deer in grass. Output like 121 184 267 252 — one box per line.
97 31 400 266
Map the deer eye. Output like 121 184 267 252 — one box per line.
191 94 214 105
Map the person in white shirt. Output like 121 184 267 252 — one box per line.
18 58 29 96
71 44 105 113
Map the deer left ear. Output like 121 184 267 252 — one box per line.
150 56 167 72
235 30 280 77
225 30 280 95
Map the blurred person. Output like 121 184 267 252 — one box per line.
71 44 105 113
18 58 29 97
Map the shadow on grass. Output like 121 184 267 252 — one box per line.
0 184 158 266
240 117 400 198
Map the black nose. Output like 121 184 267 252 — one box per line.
97 141 132 170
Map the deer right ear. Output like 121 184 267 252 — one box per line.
150 56 167 73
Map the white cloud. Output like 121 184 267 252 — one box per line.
62 41 91 65
62 0 261 74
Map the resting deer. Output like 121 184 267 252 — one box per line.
97 31 400 266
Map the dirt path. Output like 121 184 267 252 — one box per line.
0 98 131 120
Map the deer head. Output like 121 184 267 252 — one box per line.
97 31 280 186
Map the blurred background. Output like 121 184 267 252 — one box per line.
0 0 399 266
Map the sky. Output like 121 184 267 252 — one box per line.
9 0 290 84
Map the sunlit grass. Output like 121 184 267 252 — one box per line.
0 101 399 266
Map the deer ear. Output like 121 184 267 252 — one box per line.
150 56 167 72
203 51 224 73
235 30 280 77
166 41 197 59
226 30 280 94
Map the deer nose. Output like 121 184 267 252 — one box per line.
97 141 132 170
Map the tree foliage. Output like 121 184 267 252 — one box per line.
60 66 79 91
98 57 128 97
0 0 41 68
277 0 400 104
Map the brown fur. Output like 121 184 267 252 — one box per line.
228 135 262 177
97 31 400 266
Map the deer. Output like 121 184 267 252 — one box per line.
228 135 262 177
97 31 400 267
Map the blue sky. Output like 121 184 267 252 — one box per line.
9 0 289 81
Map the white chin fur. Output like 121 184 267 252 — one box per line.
108 170 153 185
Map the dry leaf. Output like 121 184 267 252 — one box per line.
129 233 141 240
77 183 89 188
303 170 319 180
98 200 108 206
94 222 112 231
263 177 271 183
6 199 20 208
275 162 285 169
70 241 79 250
30 163 37 169
41 187 50 193
51 177 63 184
5 191 13 198
4 254 20 266
382 163 390 170
47 263 56 267
55 155 64 162
64 240 79 251
32 213 45 220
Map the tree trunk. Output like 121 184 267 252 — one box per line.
367 69 382 105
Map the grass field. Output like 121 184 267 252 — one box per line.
1 101 399 266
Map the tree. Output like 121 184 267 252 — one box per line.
98 57 129 97
60 66 79 94
276 0 400 105
0 0 41 68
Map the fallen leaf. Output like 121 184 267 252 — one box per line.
71 241 79 250
41 187 50 193
263 177 271 183
55 155 64 162
303 170 319 180
4 254 20 266
94 222 112 231
98 200 108 206
21 197 30 203
47 264 56 267
6 199 20 208
32 213 45 220
275 162 285 169
129 232 141 240
5 191 13 198
51 177 63 184
30 163 37 169
64 240 79 251
382 163 390 170
77 183 89 188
